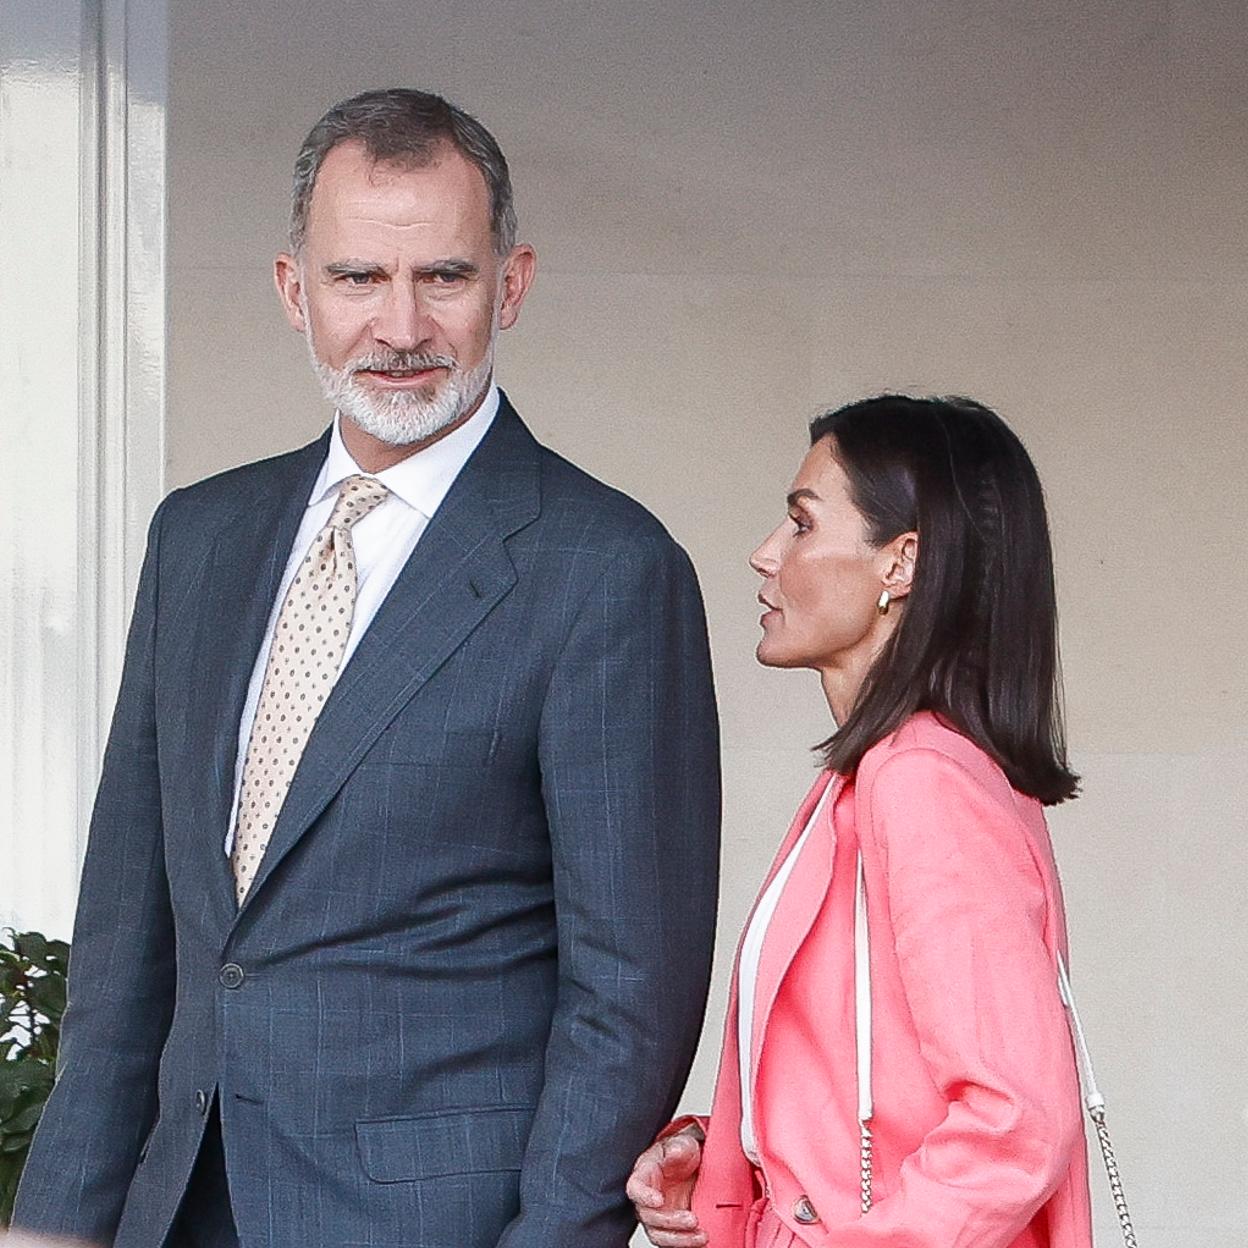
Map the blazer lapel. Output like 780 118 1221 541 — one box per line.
710 786 829 1138
234 401 541 918
749 771 843 1080
180 433 329 926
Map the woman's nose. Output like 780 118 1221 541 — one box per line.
749 529 781 577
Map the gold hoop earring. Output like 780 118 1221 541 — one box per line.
877 590 891 616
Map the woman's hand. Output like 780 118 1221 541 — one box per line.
626 1127 707 1247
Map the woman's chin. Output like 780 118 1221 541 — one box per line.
756 640 801 669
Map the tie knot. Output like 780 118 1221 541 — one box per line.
327 474 389 531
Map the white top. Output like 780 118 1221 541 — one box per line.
224 385 499 853
737 776 837 1163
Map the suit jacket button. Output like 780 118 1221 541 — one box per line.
219 963 245 989
195 1089 209 1115
793 1196 819 1224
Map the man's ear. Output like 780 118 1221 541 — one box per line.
274 252 307 332
496 244 537 331
881 532 918 601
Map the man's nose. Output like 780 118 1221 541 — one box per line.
373 282 433 351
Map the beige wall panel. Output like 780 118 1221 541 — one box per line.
166 265 321 482
1054 746 1248 1235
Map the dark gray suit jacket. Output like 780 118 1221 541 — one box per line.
14 395 721 1248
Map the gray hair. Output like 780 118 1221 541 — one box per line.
289 88 517 255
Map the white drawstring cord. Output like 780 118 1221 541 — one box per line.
854 851 874 1212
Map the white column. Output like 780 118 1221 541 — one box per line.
0 0 166 938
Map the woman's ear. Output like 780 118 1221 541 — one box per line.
881 532 918 601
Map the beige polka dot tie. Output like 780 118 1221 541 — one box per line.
230 474 390 903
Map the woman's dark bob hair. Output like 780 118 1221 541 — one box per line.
812 394 1078 805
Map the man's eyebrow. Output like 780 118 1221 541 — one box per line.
787 488 819 506
322 258 481 279
414 259 479 277
324 260 388 277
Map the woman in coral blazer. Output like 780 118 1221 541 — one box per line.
629 395 1093 1248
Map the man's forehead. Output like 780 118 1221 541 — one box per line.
304 140 491 243
315 140 485 201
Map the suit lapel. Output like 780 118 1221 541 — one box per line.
181 433 329 927
234 400 541 918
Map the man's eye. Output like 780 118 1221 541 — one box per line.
430 271 464 284
789 513 810 534
344 272 374 285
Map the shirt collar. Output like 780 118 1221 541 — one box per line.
309 383 499 519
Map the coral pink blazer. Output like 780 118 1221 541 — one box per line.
680 713 1092 1248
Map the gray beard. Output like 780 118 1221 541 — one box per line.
305 337 495 447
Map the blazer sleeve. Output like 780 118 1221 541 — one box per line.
806 746 1083 1248
12 500 177 1243
496 525 721 1248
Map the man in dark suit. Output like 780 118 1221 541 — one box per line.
13 89 720 1248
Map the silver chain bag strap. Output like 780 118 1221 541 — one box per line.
852 851 1140 1244
1058 955 1140 1247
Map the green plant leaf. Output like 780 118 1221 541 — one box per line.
27 975 66 1023
0 1061 46 1104
44 939 71 968
30 1033 60 1064
12 1066 54 1101
1 1159 21 1227
4 1101 44 1134
13 932 49 968
0 1066 27 1103
0 927 67 1212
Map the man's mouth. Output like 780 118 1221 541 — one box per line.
349 354 457 385
358 365 448 385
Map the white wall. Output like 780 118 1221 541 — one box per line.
0 2 93 941
166 2 1248 1243
0 0 165 939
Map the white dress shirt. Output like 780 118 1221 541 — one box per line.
224 385 499 853
736 775 837 1163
